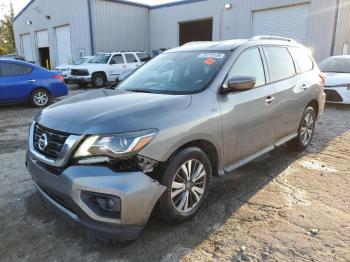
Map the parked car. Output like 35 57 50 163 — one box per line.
26 36 325 241
0 59 68 107
68 52 151 88
55 56 95 83
319 55 350 104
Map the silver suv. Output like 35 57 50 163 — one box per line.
26 36 326 241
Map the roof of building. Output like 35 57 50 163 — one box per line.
14 0 209 21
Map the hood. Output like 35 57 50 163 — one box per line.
71 63 103 70
56 64 70 70
324 72 350 86
35 89 192 135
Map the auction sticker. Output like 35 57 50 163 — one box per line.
198 53 226 59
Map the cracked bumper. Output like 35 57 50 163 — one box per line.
26 154 166 240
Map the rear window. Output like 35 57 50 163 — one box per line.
289 47 314 73
137 52 151 63
0 62 33 76
264 46 296 82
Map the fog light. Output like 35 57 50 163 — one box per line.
81 191 121 218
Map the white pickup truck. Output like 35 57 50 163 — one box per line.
67 52 151 88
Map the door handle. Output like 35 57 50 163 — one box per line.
265 96 275 104
28 79 36 83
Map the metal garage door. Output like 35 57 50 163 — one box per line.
21 34 33 61
56 25 72 65
252 4 310 43
36 30 49 48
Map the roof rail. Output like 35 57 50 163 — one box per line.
250 35 296 43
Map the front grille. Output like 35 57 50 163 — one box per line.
33 124 70 160
71 69 89 76
324 89 343 102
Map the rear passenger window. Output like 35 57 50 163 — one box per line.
0 62 33 76
125 54 138 63
264 47 296 82
137 52 151 63
289 47 314 73
227 48 266 87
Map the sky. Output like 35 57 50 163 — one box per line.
0 0 182 18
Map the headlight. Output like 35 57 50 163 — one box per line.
74 129 157 163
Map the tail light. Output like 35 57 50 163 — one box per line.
319 73 326 85
53 74 64 82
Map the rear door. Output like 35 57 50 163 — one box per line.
219 47 278 168
262 46 312 139
0 62 35 102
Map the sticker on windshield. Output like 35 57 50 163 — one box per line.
204 58 216 65
198 53 226 59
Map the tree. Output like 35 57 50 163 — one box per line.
0 2 15 55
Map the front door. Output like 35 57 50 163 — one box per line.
0 61 35 102
219 47 278 168
107 54 126 81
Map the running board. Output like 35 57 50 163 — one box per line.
223 133 297 175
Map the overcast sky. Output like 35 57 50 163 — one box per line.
0 0 181 17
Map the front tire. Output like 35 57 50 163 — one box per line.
30 89 51 107
92 73 106 88
159 147 212 224
288 106 316 151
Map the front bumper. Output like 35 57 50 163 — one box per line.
66 75 91 84
26 153 166 240
324 87 350 104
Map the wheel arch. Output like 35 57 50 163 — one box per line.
306 99 319 118
167 139 219 176
29 87 52 100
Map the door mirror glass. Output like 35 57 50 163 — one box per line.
221 76 256 94
109 60 116 65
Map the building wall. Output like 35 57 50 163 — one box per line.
149 0 339 61
13 0 91 67
91 0 149 53
333 0 350 56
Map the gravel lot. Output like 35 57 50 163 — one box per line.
0 86 349 261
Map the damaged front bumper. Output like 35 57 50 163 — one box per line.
26 154 166 241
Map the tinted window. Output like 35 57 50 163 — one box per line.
110 54 124 64
118 51 229 94
125 54 138 63
319 57 350 73
227 48 266 87
137 52 151 63
0 62 33 76
265 47 296 82
289 47 314 73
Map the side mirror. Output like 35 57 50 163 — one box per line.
221 76 256 94
109 60 116 65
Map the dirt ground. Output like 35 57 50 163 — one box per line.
0 86 349 262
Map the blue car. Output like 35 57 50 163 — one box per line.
0 59 68 107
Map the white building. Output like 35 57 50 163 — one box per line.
13 0 350 68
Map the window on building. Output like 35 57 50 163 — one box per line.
125 54 138 63
289 47 314 73
227 48 266 87
264 47 296 82
0 62 33 76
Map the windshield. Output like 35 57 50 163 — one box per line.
89 54 111 64
72 57 88 65
319 57 350 73
118 51 229 94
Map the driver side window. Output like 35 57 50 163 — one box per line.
110 54 124 64
227 48 266 87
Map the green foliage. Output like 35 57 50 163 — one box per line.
0 2 16 55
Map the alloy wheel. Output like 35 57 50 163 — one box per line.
300 112 314 146
33 91 49 106
171 159 206 213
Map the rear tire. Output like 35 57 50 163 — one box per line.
30 89 51 107
288 106 316 151
92 73 106 88
159 147 212 224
